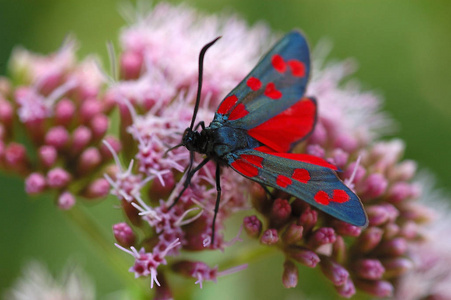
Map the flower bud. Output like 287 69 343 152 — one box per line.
90 114 109 139
260 229 279 245
80 98 103 123
331 148 349 168
355 279 393 297
25 173 46 195
243 215 262 238
83 178 110 199
0 98 13 127
4 142 29 173
306 144 325 158
270 198 291 226
353 259 385 280
282 260 298 288
120 51 143 79
288 247 320 268
381 257 413 278
45 126 69 150
334 134 358 153
282 223 304 245
333 221 361 237
357 227 383 253
383 223 400 239
38 145 57 168
298 206 317 232
388 159 417 181
309 122 327 145
47 168 71 189
367 204 398 226
344 162 366 184
376 237 407 256
320 257 349 286
361 173 388 199
71 126 92 154
336 277 356 298
57 191 76 210
54 98 75 126
77 147 101 174
113 222 136 247
308 227 336 248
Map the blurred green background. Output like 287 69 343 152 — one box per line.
0 0 450 299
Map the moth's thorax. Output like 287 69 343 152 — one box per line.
182 123 259 162
202 124 260 161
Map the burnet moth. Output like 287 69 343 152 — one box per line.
169 30 368 245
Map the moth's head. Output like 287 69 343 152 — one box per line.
182 127 200 152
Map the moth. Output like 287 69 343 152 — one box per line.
169 30 368 245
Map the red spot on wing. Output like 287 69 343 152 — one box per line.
276 175 292 188
332 190 350 203
240 154 263 167
231 154 263 177
288 60 306 77
247 97 316 152
217 95 238 115
228 103 249 121
264 82 282 100
270 153 338 170
314 190 350 205
254 145 276 153
292 168 310 183
247 77 262 91
231 160 258 177
271 54 286 73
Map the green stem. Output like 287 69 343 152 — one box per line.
220 243 278 270
65 205 149 294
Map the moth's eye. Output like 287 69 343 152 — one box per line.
182 128 190 139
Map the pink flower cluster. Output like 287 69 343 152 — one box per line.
105 3 269 293
104 3 435 298
243 59 428 297
1 39 120 209
3 2 447 299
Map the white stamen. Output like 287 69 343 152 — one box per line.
176 207 203 226
217 264 248 277
150 268 161 288
345 154 362 190
223 224 243 248
203 236 211 248
195 273 204 289
102 140 123 173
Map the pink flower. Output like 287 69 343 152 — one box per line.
3 2 444 298
101 3 437 296
116 239 181 288
1 36 121 206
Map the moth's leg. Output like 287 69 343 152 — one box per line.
169 156 210 209
210 163 222 246
194 121 205 131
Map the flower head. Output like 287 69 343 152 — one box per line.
1 38 121 206
4 2 441 298
5 261 95 300
99 3 440 298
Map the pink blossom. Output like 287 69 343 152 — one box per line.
116 239 181 288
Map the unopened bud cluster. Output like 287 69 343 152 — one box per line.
1 41 120 208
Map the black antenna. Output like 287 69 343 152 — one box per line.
189 36 221 130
